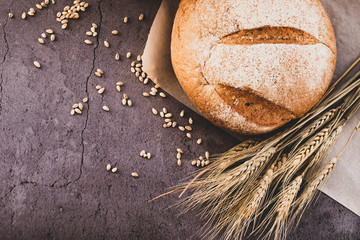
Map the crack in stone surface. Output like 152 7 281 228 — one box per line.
1 181 39 201
64 0 103 187
0 0 15 115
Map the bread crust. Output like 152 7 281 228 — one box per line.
171 0 337 135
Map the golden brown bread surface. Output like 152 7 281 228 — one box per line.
171 0 337 135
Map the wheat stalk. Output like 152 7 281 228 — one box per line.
154 57 360 240
264 174 304 240
224 163 276 240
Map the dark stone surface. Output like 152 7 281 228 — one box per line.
0 0 359 239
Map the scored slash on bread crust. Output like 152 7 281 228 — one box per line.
171 0 337 135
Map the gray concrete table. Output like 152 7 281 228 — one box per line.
0 0 359 239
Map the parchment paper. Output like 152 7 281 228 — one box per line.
142 0 360 216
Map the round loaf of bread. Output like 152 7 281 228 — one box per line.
171 0 336 135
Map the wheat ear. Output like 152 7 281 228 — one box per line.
280 125 332 184
224 164 276 240
262 174 304 240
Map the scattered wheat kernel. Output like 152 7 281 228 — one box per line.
102 105 110 112
196 160 201 167
106 164 111 171
189 118 194 125
104 40 110 48
141 72 146 78
92 23 98 28
56 12 61 17
52 0 55 4
126 52 131 58
177 149 183 154
116 81 124 86
151 108 158 115
123 93 128 100
163 124 167 128
201 160 205 167
151 88 158 93
165 118 171 123
138 76 144 82
38 38 45 44
84 39 92 45
143 92 150 97
160 112 164 118
41 2 47 7
140 150 145 157
70 109 75 115
62 24 67 29
147 153 151 159
111 167 118 173
116 86 121 92
131 172 139 178
186 133 192 139
95 85 102 90
21 12 26 19
165 113 172 118
36 4 42 9
124 17 128 23
75 108 82 114
50 34 55 41
8 13 14 18
162 107 167 113
166 122 172 127
135 63 142 68
98 88 105 94
191 160 197 166
95 72 102 77
180 110 185 117
176 152 181 160
131 61 136 67
137 55 142 61
111 30 119 35
139 14 144 21
178 126 185 131
205 151 210 160
78 103 83 110
86 31 92 36
127 100 132 107
130 67 135 73
97 68 103 74
72 103 79 109
28 11 35 16
143 78 149 84
172 122 177 128
185 126 192 131
159 92 166 98
149 91 156 96
33 61 41 68
84 3 88 7
83 97 88 103
46 29 54 34
122 98 127 105
205 160 209 165
45 0 49 4
197 139 202 145
92 32 98 37
199 156 204 161
41 33 47 38
177 159 182 167
115 53 120 61
135 67 141 72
